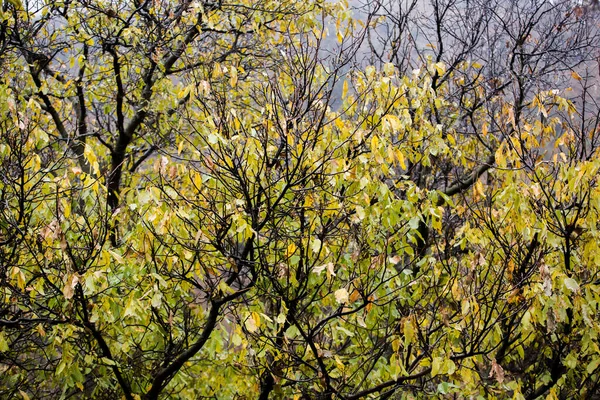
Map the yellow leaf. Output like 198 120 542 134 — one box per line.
495 143 507 168
310 238 322 253
564 277 580 293
447 134 456 146
396 150 407 170
383 63 395 76
286 243 297 257
355 206 365 220
230 67 238 87
383 115 401 132
451 280 460 299
84 144 99 174
63 201 71 219
474 179 485 199
335 288 349 304
108 249 124 264
192 171 202 189
276 313 286 324
212 63 223 78
371 135 379 150
571 71 582 81
252 311 261 327
431 357 442 377
177 86 190 99
245 314 258 332
403 319 414 347
342 80 348 99
335 355 345 371
445 358 456 375
7 0 23 10
481 123 488 137
461 299 470 316
434 62 446 75
11 267 26 289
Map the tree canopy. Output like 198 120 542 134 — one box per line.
1 0 600 399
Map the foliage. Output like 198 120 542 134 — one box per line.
1 0 600 399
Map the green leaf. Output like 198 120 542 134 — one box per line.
587 358 600 375
0 332 9 352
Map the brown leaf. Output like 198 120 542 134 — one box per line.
489 358 505 383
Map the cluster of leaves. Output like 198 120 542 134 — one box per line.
1 0 600 399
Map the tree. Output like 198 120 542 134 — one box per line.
1 0 600 399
